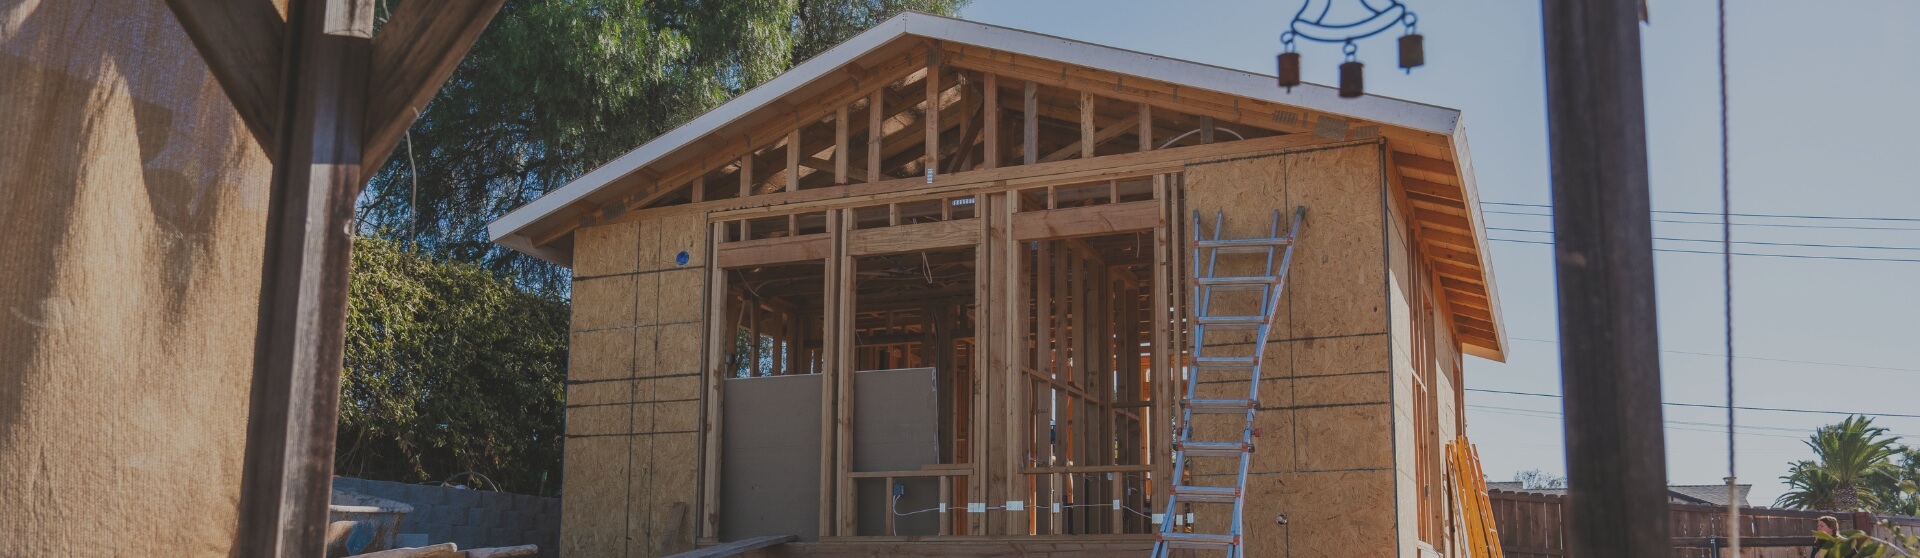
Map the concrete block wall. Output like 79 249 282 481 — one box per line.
332 476 560 557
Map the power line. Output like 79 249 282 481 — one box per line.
1467 405 1806 439
1482 201 1920 223
1489 235 1920 262
1482 209 1920 232
1505 336 1920 375
1465 388 1920 419
1487 226 1920 252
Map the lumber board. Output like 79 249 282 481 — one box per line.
1011 200 1158 241
715 234 831 268
846 219 979 256
672 535 797 558
364 0 506 175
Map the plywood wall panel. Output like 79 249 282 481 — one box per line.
577 221 643 277
1294 371 1392 407
1288 334 1392 378
571 328 637 381
654 323 704 374
650 432 701 554
656 213 707 269
656 270 706 323
570 382 634 407
563 436 632 556
574 275 639 331
1296 403 1394 471
626 433 655 558
571 404 636 437
1284 147 1387 340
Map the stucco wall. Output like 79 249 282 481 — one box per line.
0 1 272 555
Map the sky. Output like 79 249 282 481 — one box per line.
960 0 1920 504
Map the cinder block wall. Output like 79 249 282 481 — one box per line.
1185 142 1402 557
563 212 710 557
332 477 559 556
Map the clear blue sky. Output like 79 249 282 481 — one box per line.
961 0 1920 504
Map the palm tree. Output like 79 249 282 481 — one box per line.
1777 460 1840 510
1779 415 1901 511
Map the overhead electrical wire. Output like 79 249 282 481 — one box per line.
1481 201 1920 223
1486 237 1920 263
1465 387 1920 420
1480 208 1920 232
1504 336 1920 374
1486 227 1920 252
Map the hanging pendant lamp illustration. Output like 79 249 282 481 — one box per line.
1278 0 1424 98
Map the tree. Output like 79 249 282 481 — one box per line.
1514 468 1567 490
356 0 970 292
337 236 569 494
1867 447 1920 516
1777 416 1902 511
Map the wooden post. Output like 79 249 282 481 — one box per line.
1542 1 1671 557
1023 81 1039 165
835 105 850 184
1079 92 1096 159
233 0 371 554
700 221 727 538
925 53 941 177
983 73 1000 169
786 129 801 192
868 89 883 183
1138 103 1153 151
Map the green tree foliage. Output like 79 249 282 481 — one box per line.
338 236 569 494
1778 416 1904 512
357 0 969 292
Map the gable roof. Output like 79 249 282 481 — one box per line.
486 11 1506 361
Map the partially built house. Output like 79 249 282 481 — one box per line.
488 12 1506 558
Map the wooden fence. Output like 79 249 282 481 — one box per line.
1487 490 1920 557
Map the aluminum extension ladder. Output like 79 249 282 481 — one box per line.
1151 206 1305 558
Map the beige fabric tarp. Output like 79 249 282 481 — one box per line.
1 0 273 555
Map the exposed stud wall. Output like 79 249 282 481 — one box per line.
1184 143 1397 557
564 212 710 557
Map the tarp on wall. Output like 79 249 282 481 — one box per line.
0 1 274 554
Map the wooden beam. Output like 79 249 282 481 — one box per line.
846 219 979 256
235 0 371 555
163 0 284 152
1394 151 1458 176
739 154 753 198
715 234 832 269
1011 200 1159 241
667 535 797 558
1022 81 1039 165
363 0 506 176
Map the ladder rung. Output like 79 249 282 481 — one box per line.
1197 276 1277 286
1196 315 1265 326
1159 532 1237 549
1197 237 1293 249
1175 440 1250 457
1170 484 1241 503
1192 356 1256 369
1184 398 1256 413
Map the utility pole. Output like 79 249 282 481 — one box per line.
1541 1 1672 556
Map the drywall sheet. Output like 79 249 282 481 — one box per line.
720 374 823 542
852 368 941 536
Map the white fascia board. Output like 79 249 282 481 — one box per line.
488 11 1464 250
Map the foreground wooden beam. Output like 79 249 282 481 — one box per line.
163 0 285 151
364 0 508 176
1542 0 1672 556
234 0 372 554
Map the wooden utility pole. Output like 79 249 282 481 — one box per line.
165 0 504 554
1541 1 1672 556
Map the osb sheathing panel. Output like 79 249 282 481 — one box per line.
574 274 639 331
565 212 709 557
1184 144 1397 555
576 220 643 278
571 328 637 381
563 436 632 556
0 2 273 555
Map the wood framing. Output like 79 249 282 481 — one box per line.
495 12 1508 558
